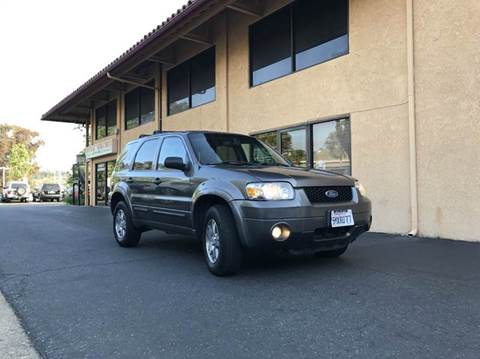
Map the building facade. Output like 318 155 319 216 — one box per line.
42 0 480 241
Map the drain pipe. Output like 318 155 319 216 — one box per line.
406 0 418 237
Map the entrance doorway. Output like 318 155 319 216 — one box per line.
95 161 115 206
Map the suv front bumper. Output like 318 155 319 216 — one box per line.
230 189 372 252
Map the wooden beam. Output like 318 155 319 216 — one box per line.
179 34 213 46
148 55 176 66
227 4 261 18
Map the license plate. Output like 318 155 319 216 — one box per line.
330 209 355 228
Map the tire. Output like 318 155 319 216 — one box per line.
113 201 141 247
315 245 349 258
202 205 243 276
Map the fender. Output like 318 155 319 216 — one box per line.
110 181 134 215
191 179 245 207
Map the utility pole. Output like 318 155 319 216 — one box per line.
0 167 7 188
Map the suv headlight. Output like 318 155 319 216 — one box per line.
355 181 367 197
246 182 295 201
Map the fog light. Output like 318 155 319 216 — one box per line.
271 225 291 242
272 226 283 240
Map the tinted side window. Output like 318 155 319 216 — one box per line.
115 143 136 171
158 137 188 169
250 6 292 86
133 140 159 171
294 0 348 71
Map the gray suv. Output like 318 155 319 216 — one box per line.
110 131 372 276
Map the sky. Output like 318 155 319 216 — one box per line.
0 0 186 171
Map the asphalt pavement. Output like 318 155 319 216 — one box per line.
0 203 479 359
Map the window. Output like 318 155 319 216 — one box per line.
95 100 117 140
114 143 136 171
281 128 307 167
188 133 288 166
133 140 159 171
312 119 351 175
125 82 155 130
158 137 188 168
254 118 351 174
250 6 292 86
249 0 348 86
168 47 216 115
256 131 278 151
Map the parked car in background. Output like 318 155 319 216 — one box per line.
109 131 372 276
39 183 63 202
2 182 33 202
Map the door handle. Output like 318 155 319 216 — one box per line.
153 178 162 185
126 177 134 183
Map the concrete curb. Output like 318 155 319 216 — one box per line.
0 291 40 359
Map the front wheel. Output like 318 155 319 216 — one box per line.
113 201 141 247
202 205 243 276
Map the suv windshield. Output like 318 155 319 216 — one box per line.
42 184 60 192
188 133 290 166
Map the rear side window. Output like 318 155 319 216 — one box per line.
133 140 159 171
115 142 136 171
42 184 60 191
157 137 188 169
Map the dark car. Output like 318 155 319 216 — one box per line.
39 183 62 202
109 131 372 276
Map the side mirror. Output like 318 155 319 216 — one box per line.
164 157 188 171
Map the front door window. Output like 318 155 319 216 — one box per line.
95 161 116 206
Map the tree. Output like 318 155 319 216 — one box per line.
0 124 43 181
8 143 34 181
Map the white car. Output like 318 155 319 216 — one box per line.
2 182 33 203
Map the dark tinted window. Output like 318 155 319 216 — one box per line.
249 0 348 86
168 47 216 115
191 47 216 108
312 118 351 175
42 184 60 192
294 0 348 71
125 89 140 130
133 140 159 171
158 137 188 168
115 143 136 171
125 84 155 130
250 6 292 86
106 101 117 136
281 128 307 167
95 106 106 140
168 63 190 115
140 85 154 125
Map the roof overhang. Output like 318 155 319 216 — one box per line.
41 0 246 124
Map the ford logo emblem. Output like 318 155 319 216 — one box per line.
325 190 339 199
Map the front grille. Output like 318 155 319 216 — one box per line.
303 186 353 203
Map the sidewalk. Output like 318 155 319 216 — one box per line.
0 292 40 359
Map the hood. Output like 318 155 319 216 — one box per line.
214 165 355 187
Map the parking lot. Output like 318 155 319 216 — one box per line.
0 203 479 358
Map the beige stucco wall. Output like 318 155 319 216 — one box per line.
84 0 479 241
414 0 480 241
226 0 411 233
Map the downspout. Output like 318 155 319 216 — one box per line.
406 0 418 236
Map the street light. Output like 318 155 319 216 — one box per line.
0 167 8 188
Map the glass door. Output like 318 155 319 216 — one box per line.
95 163 106 206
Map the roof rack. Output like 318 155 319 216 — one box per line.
153 130 162 135
138 134 149 139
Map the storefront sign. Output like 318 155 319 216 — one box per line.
85 138 118 159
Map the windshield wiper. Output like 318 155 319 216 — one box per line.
205 160 253 166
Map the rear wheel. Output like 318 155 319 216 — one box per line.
113 201 141 247
202 205 243 276
315 245 348 258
